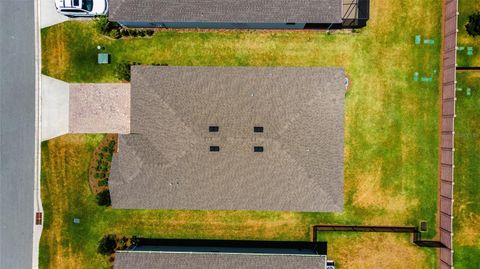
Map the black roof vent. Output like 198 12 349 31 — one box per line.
209 126 219 132
210 146 220 152
254 146 264 152
254 126 264 133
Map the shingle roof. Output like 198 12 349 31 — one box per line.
114 252 326 269
109 0 343 24
109 66 344 212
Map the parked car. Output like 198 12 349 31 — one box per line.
55 0 108 17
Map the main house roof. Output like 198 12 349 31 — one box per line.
109 0 343 24
109 66 344 212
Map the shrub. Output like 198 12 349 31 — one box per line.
137 30 146 37
114 62 132 81
102 146 109 153
94 16 120 35
120 29 130 37
466 13 480 37
109 140 116 149
98 179 108 187
128 29 138 37
146 29 154 36
107 154 113 162
95 173 101 179
96 190 111 206
98 234 117 255
110 29 121 39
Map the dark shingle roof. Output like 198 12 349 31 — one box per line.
109 66 344 212
114 252 326 269
109 0 343 24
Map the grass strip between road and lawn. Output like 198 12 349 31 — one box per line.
40 0 443 268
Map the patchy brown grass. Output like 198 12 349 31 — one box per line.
328 233 435 268
350 164 419 225
42 24 69 79
456 215 480 246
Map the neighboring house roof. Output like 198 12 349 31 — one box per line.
115 252 326 269
115 239 327 269
108 0 343 24
109 66 345 212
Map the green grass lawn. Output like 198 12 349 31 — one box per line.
453 71 480 269
40 0 443 268
457 0 480 67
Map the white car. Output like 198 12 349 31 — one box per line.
55 0 108 17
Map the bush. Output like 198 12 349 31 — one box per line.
98 179 108 187
95 173 102 179
98 234 117 255
114 62 132 81
137 30 146 37
120 29 130 37
146 29 154 36
109 140 116 149
466 13 480 37
128 29 138 37
102 146 109 153
94 16 120 35
96 190 111 206
110 29 121 39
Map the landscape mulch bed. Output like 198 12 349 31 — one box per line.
88 134 118 195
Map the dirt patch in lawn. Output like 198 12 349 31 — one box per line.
88 134 117 195
350 162 419 224
329 233 431 268
456 215 480 246
42 24 70 79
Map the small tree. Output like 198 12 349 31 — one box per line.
98 234 117 255
466 13 480 37
96 190 111 206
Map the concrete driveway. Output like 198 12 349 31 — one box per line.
40 0 68 28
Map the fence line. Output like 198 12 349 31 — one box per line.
312 225 446 248
440 0 457 268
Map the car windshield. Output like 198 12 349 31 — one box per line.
81 0 93 11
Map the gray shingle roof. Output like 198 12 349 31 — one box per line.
109 0 343 24
109 66 344 212
114 251 326 269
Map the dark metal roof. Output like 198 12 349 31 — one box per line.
132 238 326 255
109 0 343 24
109 66 345 212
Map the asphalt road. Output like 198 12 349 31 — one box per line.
0 0 36 267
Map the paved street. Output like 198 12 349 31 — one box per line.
0 0 37 267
